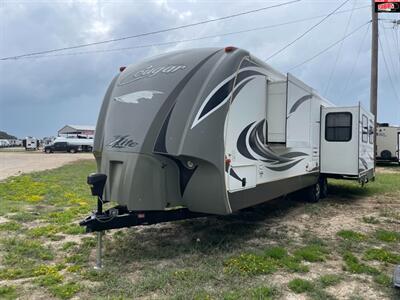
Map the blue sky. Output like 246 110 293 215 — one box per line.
0 0 399 138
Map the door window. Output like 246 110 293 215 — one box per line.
325 112 352 142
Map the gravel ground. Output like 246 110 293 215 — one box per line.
0 150 94 181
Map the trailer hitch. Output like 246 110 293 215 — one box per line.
81 173 209 269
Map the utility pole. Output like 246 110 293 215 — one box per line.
370 0 378 169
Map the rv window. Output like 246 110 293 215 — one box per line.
325 112 352 142
369 120 373 144
362 115 368 143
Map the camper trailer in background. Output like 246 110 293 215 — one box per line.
23 137 38 150
0 140 11 148
80 47 375 233
376 123 400 164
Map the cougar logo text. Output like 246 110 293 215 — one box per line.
119 64 186 85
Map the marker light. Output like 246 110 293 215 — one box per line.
224 46 236 53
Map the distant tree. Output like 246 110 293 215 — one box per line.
0 131 17 139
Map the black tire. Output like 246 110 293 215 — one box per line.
381 150 392 160
319 177 328 199
69 148 76 154
306 182 321 203
45 148 51 154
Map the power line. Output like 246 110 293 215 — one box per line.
324 0 356 96
0 0 301 61
264 0 351 61
340 22 370 101
288 20 370 71
379 35 400 103
380 24 399 85
8 6 371 61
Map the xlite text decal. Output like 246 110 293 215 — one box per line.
107 135 138 149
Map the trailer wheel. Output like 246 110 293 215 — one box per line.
69 148 76 154
380 150 392 160
306 182 321 203
319 177 328 198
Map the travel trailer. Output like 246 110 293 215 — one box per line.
23 137 38 150
80 47 375 235
376 123 400 164
0 140 10 148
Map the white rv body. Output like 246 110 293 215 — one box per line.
0 140 11 148
376 124 400 163
23 137 38 150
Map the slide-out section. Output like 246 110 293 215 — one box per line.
320 105 374 180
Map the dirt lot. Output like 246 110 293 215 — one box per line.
0 161 399 299
0 151 93 181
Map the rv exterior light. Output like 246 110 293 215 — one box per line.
224 46 236 53
186 160 195 169
119 66 126 72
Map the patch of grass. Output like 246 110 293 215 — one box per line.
337 230 367 241
342 251 380 275
373 273 392 287
319 274 343 287
0 237 54 265
225 246 311 276
27 224 59 237
0 221 22 231
250 286 276 299
329 173 400 198
0 285 17 300
35 272 64 287
49 282 81 300
288 278 314 294
66 265 82 273
7 211 39 222
61 241 78 251
364 248 400 264
375 229 400 243
362 216 380 224
60 224 85 235
264 246 287 259
224 253 277 275
0 267 36 280
294 244 327 262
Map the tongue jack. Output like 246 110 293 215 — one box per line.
87 173 107 269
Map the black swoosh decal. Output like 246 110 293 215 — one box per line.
237 123 256 160
198 70 264 120
153 51 220 153
235 120 309 172
266 159 305 171
229 168 242 181
280 152 309 158
289 95 312 114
